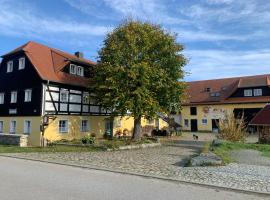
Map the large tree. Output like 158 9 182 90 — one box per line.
92 20 187 140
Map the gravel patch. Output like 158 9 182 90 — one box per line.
231 149 270 166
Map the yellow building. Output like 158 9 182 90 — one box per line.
0 41 168 146
181 74 270 132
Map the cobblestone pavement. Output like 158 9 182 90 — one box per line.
2 133 270 194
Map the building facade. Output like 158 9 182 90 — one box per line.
181 74 270 132
0 41 167 146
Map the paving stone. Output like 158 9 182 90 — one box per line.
2 133 270 194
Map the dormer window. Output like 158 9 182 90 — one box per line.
244 89 252 97
7 61 13 73
19 57 25 70
70 64 77 75
210 92 220 97
77 66 84 76
204 87 211 92
254 89 262 96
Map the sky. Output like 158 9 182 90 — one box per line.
0 0 270 81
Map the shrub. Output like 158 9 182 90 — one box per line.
90 133 96 138
218 113 247 142
81 135 95 144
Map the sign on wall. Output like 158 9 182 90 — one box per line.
202 106 227 119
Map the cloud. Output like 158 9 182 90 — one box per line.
175 29 247 42
0 0 111 41
64 0 188 25
184 49 270 80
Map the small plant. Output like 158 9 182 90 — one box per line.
81 135 95 145
218 113 247 142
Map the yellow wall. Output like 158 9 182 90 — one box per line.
44 115 109 141
44 115 168 141
0 115 168 145
0 116 42 146
113 116 168 135
181 103 266 132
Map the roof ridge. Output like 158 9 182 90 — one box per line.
188 73 270 83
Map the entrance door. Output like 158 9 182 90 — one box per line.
190 119 198 132
212 119 219 132
105 119 114 137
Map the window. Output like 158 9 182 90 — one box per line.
83 92 89 104
190 107 197 115
184 119 189 127
0 93 4 104
10 120 16 134
77 66 84 76
202 119 207 125
60 90 69 102
204 87 211 92
244 89 252 97
254 89 262 96
210 92 220 97
81 120 89 132
0 121 3 133
7 61 13 73
70 64 77 74
24 120 31 134
24 89 32 102
18 57 25 70
59 120 68 133
9 109 17 114
10 91 17 103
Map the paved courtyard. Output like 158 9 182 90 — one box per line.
1 133 270 194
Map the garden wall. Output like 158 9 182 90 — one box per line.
0 134 28 147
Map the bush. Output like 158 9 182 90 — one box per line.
81 135 95 145
218 113 247 142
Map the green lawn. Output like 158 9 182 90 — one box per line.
213 142 270 164
0 138 157 153
0 145 104 153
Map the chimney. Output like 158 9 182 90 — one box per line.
75 51 84 58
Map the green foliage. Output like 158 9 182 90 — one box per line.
91 20 187 138
81 135 95 144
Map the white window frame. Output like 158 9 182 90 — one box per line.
18 57 25 70
77 66 84 76
60 90 69 102
0 93 4 104
244 89 252 97
24 89 32 102
24 120 31 135
10 120 16 134
83 92 89 104
59 120 68 133
202 119 207 125
253 89 262 96
81 120 89 132
70 64 77 75
0 121 3 133
7 61 13 73
10 91 17 103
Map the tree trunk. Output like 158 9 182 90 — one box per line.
132 116 142 140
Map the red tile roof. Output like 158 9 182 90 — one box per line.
249 104 270 126
2 41 96 87
184 74 270 105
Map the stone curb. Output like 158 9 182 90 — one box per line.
0 154 269 197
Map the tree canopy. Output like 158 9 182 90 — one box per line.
91 20 187 139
